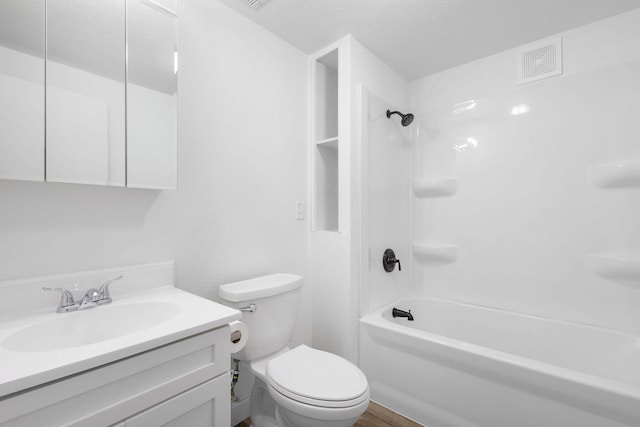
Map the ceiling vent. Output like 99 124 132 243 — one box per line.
244 0 270 10
517 37 562 84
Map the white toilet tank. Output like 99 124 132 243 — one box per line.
219 274 302 361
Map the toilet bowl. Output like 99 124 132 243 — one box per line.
219 274 370 427
265 345 369 427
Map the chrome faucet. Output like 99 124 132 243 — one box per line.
43 275 124 313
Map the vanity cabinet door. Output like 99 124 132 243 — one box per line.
126 0 178 189
0 0 45 182
46 0 126 186
0 328 230 427
124 375 230 427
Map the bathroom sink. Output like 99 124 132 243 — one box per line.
2 301 180 352
0 272 242 397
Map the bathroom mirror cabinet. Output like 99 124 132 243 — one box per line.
0 0 177 189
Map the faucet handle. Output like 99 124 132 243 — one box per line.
383 249 402 272
98 275 123 303
42 287 77 311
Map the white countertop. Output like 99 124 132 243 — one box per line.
0 286 241 397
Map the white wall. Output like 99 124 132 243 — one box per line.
0 0 310 340
409 9 640 332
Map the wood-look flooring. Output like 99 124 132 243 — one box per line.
234 401 423 427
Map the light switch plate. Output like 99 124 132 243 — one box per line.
296 201 306 220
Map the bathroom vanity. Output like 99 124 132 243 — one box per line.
0 261 241 426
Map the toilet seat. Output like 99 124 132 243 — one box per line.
266 345 369 408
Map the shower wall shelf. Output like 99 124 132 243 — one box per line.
316 136 339 149
590 253 640 289
588 160 640 189
412 178 459 198
413 242 458 265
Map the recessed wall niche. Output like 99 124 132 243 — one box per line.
313 48 339 231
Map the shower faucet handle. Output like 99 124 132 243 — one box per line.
383 249 401 272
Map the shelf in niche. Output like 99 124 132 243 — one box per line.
590 253 640 289
413 242 458 265
316 136 338 149
588 160 640 189
412 178 458 198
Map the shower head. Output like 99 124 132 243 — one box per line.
386 110 414 127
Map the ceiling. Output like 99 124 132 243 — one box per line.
218 0 640 80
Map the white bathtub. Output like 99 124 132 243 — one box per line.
359 296 640 427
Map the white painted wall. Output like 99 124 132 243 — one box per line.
0 0 310 341
409 9 640 332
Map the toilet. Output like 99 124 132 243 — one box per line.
219 274 370 427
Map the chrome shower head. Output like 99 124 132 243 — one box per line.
386 110 414 127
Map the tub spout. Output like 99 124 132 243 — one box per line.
392 307 414 321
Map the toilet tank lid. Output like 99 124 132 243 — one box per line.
219 273 303 302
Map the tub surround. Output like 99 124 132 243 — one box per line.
360 15 640 425
412 243 458 265
588 160 640 189
411 177 459 198
589 253 640 289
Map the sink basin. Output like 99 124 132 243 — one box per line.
2 301 180 352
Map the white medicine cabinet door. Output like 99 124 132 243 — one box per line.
126 0 178 190
46 0 127 186
0 0 45 182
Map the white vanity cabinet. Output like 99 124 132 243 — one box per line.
0 327 231 427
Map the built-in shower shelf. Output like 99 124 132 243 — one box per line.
413 242 458 265
588 160 640 189
316 136 339 149
412 177 459 198
590 253 640 289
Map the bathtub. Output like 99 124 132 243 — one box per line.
359 296 640 427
